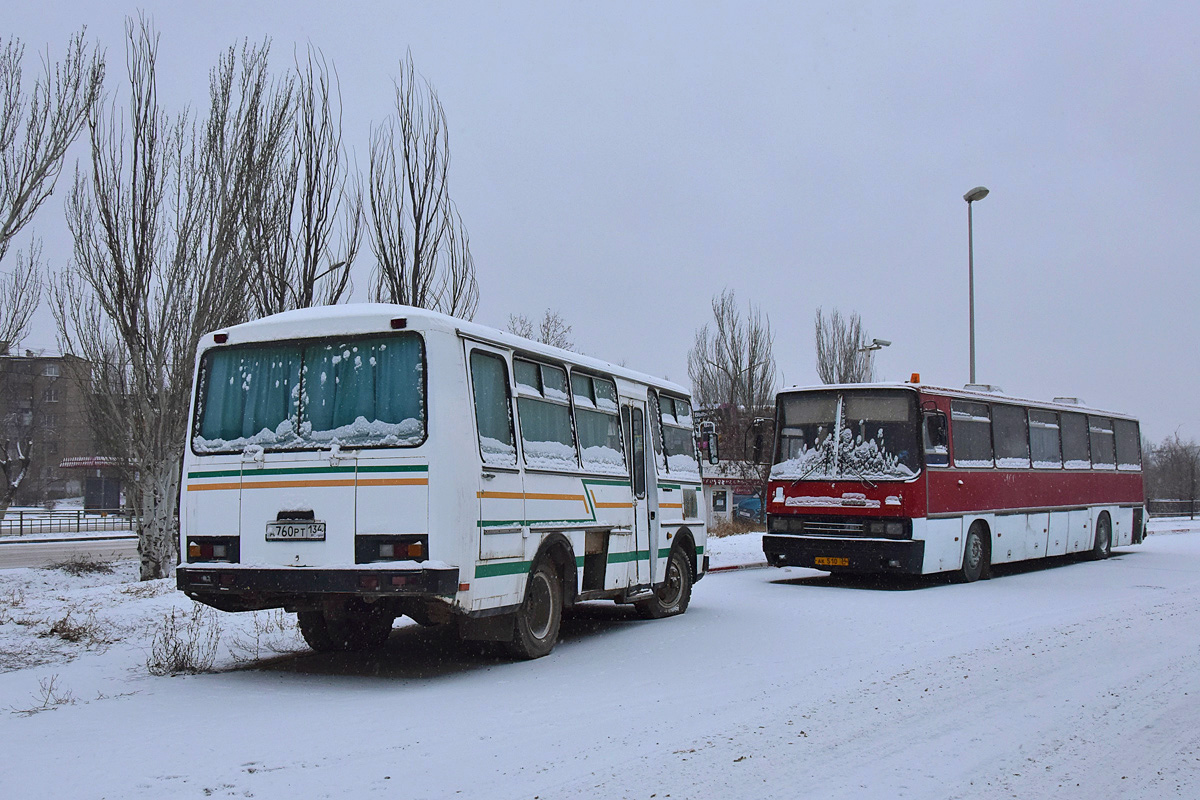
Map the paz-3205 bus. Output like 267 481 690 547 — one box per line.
762 382 1145 582
176 305 709 658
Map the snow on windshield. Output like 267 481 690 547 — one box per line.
770 391 919 481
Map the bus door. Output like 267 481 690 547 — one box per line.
467 344 526 562
622 400 655 587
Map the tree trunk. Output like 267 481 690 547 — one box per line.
136 458 180 580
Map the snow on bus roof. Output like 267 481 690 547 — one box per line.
777 381 1137 420
205 304 691 397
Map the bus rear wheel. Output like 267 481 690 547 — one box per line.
508 560 563 660
636 547 693 619
954 525 987 583
1090 513 1113 560
298 601 393 653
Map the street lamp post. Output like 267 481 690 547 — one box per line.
964 186 989 385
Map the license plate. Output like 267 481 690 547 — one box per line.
266 521 326 541
814 556 849 567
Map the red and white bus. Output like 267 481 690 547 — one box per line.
761 383 1145 582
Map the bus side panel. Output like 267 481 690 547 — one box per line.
1024 512 1049 561
183 455 242 539
919 517 963 575
1067 510 1090 553
992 513 1026 563
1047 511 1070 556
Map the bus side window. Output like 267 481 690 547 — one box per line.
1061 412 1091 468
922 411 949 466
470 351 517 467
950 400 993 467
1114 419 1141 470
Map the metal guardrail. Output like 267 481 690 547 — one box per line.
1147 500 1200 519
0 509 137 537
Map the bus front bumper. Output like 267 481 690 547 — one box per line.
763 534 925 575
177 565 460 612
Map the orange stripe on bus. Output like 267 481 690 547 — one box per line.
660 503 683 509
476 491 586 502
356 478 429 487
594 502 631 508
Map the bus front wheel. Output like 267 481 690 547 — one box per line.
636 547 693 619
508 560 563 659
954 526 988 584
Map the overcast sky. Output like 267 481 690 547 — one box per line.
9 2 1200 442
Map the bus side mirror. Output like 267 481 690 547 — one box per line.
706 431 719 464
698 421 719 465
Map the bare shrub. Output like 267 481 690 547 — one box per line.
43 609 111 646
44 554 116 576
10 674 75 716
147 604 221 676
119 581 171 599
709 517 764 538
228 609 303 663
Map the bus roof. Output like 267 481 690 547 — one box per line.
205 304 691 398
776 382 1138 421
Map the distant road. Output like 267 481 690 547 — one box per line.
0 535 138 569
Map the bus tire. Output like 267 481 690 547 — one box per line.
636 546 693 619
954 524 988 584
1090 513 1113 560
508 560 563 660
297 602 393 652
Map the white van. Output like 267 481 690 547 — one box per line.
177 305 710 658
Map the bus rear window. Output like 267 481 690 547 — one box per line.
193 333 425 453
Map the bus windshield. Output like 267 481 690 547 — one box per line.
770 389 919 481
192 332 426 454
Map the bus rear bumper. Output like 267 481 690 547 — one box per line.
763 534 925 575
177 565 460 612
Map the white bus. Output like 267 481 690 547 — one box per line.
177 305 710 658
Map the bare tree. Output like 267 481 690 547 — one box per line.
53 18 290 579
0 373 35 518
0 30 104 347
367 50 477 319
244 46 362 317
688 289 777 481
814 307 875 384
1145 433 1200 518
507 309 574 350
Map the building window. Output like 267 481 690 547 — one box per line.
43 364 60 377
44 387 60 403
712 490 728 512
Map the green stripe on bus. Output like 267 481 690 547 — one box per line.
188 464 427 479
475 560 533 578
357 464 428 473
607 550 650 564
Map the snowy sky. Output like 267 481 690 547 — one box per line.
9 1 1200 443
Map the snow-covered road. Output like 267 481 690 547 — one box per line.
3 528 1199 799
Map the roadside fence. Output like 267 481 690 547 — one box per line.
0 509 138 537
1147 499 1200 519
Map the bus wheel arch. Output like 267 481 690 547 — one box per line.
506 536 575 660
635 532 694 619
672 527 698 581
955 520 991 583
1091 511 1113 560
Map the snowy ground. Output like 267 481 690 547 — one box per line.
0 521 1197 799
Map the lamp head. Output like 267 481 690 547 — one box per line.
964 186 990 203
